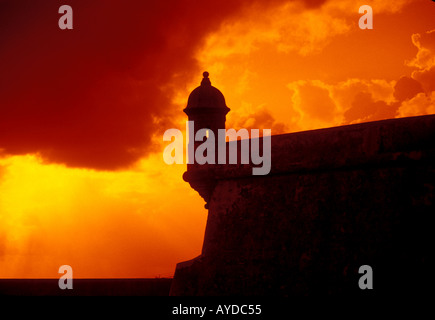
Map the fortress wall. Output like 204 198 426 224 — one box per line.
170 114 435 296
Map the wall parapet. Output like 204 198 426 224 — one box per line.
184 114 435 206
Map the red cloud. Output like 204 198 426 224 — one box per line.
0 0 326 170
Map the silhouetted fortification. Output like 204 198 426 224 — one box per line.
184 71 230 135
183 72 230 206
170 73 434 296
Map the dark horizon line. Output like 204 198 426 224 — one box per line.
0 277 173 280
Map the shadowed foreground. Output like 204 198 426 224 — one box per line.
0 278 172 296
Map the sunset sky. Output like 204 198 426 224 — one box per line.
0 0 434 278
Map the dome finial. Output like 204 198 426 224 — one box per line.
201 71 211 86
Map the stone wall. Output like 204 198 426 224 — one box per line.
170 115 435 296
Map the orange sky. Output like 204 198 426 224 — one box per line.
0 0 434 278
